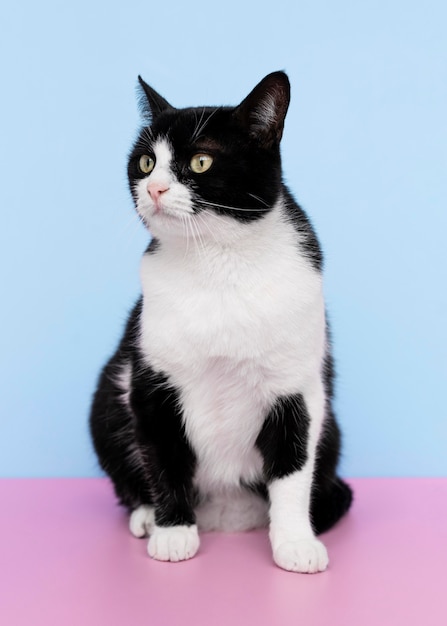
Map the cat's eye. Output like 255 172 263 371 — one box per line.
190 154 213 174
138 155 155 175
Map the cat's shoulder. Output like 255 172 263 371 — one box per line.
280 186 323 272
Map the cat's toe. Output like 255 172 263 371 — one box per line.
129 505 155 538
147 525 200 562
273 538 329 574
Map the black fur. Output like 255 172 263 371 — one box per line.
256 394 310 480
90 299 352 534
90 71 352 540
128 105 281 223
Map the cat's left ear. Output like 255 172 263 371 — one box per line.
137 76 174 122
233 71 290 147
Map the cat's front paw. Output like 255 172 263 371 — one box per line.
273 538 329 574
129 505 155 538
147 524 200 562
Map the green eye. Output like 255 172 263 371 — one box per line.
190 154 213 174
138 155 155 175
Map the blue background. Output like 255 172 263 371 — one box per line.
0 1 445 477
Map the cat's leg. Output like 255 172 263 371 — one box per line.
131 368 200 563
311 410 353 534
309 349 353 534
257 381 328 573
90 357 154 518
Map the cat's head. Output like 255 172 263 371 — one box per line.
127 71 290 242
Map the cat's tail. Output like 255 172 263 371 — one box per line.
311 477 353 535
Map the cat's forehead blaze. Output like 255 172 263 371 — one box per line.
151 138 172 169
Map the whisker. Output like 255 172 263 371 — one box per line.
191 107 206 142
196 199 270 213
181 214 191 261
137 126 154 149
193 207 230 225
190 213 207 261
185 213 200 257
193 212 222 248
109 210 146 258
144 126 154 140
247 192 270 207
191 107 220 142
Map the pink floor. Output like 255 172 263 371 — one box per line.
1 479 446 625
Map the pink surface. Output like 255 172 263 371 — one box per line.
1 478 446 625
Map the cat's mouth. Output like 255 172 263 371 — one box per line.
135 179 196 234
145 203 197 233
148 196 196 223
150 203 166 217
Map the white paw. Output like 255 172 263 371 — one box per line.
129 506 155 538
273 538 329 574
147 525 200 562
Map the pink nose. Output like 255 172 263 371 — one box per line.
148 181 169 202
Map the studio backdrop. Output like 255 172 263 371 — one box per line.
0 0 445 477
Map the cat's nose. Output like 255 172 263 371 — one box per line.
148 181 169 203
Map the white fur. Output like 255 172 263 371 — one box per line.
196 489 269 532
253 93 277 128
272 537 328 574
114 361 148 471
148 524 200 562
135 139 194 238
135 141 328 570
129 505 155 537
116 360 132 409
140 204 325 489
268 380 329 572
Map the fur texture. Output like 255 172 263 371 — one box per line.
89 71 352 573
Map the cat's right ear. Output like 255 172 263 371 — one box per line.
137 76 174 122
233 71 290 148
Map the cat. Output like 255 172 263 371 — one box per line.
89 71 353 573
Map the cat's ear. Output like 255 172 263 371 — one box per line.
233 71 290 147
137 76 174 122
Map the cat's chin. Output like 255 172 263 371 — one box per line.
145 210 187 238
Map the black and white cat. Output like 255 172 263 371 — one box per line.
89 71 352 573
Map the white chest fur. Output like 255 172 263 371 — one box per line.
139 203 325 493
